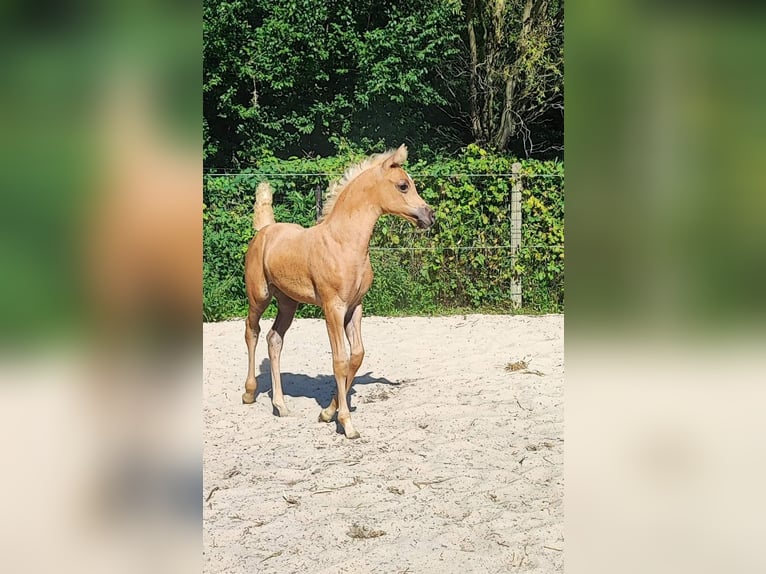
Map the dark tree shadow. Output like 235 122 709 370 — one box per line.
254 358 400 409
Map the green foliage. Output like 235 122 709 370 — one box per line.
203 0 464 167
518 157 564 311
203 147 563 320
204 1 564 166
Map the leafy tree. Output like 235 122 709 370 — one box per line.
204 0 563 167
458 0 563 156
204 0 465 167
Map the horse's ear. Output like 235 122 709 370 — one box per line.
384 144 408 169
393 144 408 165
394 144 407 165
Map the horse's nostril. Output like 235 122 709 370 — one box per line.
414 205 435 228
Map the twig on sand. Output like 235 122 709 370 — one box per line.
412 477 454 489
282 493 300 505
260 550 284 563
543 545 563 551
312 476 362 495
516 399 533 412
205 486 220 502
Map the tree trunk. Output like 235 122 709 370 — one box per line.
495 66 516 150
487 0 507 145
482 0 502 140
494 0 535 151
466 0 483 142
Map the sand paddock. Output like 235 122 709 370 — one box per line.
204 314 563 573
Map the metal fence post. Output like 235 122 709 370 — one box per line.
510 163 523 308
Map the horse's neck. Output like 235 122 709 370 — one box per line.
321 184 381 257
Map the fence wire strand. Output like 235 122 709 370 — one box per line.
369 245 559 251
204 172 562 178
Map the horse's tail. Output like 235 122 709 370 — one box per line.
253 181 276 231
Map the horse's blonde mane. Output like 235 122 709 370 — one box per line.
319 145 408 221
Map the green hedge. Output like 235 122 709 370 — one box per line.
203 145 563 320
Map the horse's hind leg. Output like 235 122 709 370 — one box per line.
267 293 298 417
242 298 270 405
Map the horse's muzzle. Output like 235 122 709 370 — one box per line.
414 205 435 229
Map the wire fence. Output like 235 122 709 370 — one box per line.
203 171 564 178
203 168 563 316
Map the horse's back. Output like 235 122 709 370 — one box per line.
247 222 304 254
246 222 318 305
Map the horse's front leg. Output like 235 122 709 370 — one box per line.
343 304 365 393
322 304 360 439
319 304 364 424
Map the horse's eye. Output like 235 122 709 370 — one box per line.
397 181 409 192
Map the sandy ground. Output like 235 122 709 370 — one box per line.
203 314 563 573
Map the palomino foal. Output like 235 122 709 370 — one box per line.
241 145 434 439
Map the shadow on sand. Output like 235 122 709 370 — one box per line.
253 358 399 409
